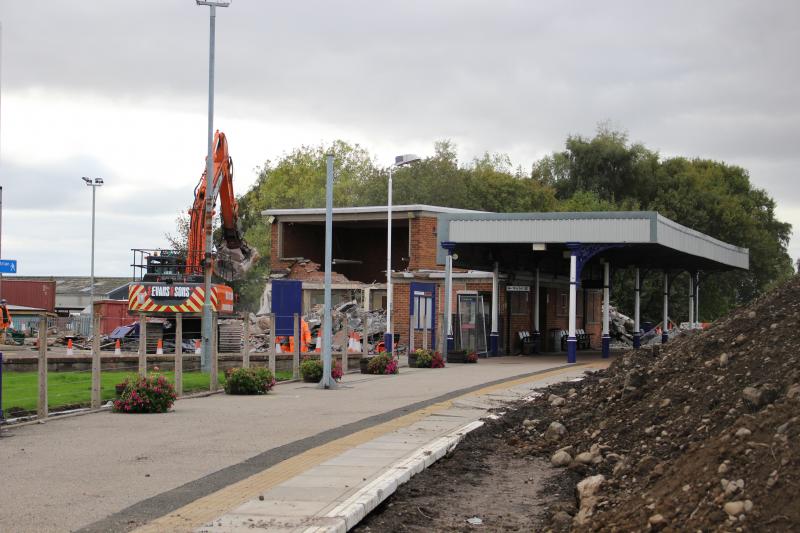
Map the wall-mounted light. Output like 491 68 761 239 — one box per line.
532 243 546 251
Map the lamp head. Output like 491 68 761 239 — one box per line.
82 177 92 185
196 0 231 6
394 154 421 167
95 178 104 185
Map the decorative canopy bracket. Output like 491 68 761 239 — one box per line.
566 243 626 287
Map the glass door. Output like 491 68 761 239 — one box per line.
457 293 488 355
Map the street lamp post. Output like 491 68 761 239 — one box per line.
384 154 420 352
82 177 103 337
196 0 230 373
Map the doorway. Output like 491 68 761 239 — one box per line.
457 292 488 355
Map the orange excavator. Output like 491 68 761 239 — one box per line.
186 130 256 279
128 131 257 315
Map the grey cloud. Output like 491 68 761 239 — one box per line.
1 0 798 272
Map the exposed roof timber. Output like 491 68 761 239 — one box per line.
437 211 748 272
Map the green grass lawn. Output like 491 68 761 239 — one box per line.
1 369 294 416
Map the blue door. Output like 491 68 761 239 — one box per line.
409 282 436 350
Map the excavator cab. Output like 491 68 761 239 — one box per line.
142 251 195 282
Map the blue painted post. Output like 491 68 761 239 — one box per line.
633 267 641 349
489 261 499 356
532 268 541 353
601 261 610 358
662 271 669 344
567 250 578 364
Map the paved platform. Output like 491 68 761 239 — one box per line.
0 354 611 532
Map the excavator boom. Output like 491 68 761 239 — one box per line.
186 131 257 279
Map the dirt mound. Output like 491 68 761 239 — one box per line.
355 276 800 531
508 275 800 531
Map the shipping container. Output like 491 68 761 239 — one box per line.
0 279 56 312
95 299 136 335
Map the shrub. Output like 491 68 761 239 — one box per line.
302 357 344 381
367 353 399 375
467 352 479 363
224 367 276 395
113 373 177 414
414 348 433 368
431 352 445 368
301 358 323 381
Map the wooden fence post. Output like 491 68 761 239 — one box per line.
91 305 101 409
409 313 415 355
174 313 183 396
138 312 147 377
38 314 48 419
362 311 369 360
292 313 300 380
210 312 219 391
268 312 276 375
242 312 250 369
342 315 349 372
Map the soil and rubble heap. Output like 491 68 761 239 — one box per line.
356 275 800 532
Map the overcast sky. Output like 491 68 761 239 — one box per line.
1 0 798 278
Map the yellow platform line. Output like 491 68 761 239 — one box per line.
134 361 607 532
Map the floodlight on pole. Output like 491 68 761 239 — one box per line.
384 153 421 352
196 0 230 373
82 176 103 338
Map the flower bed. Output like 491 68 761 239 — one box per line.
224 367 276 395
410 349 445 368
366 353 399 375
301 357 344 382
113 373 177 413
447 350 478 364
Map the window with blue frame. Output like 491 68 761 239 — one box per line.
413 292 433 330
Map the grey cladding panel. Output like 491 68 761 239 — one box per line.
449 218 651 243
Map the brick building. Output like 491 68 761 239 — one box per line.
264 205 602 355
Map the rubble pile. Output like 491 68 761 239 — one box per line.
501 275 800 531
608 305 689 349
246 300 387 352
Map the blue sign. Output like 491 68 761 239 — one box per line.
0 260 17 274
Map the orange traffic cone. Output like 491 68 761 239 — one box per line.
194 339 201 354
156 338 164 355
66 338 74 356
314 334 322 352
114 339 122 355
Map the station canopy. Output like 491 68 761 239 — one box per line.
436 211 749 276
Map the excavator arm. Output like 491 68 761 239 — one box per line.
186 130 256 279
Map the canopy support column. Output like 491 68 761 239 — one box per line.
662 271 669 344
633 267 641 349
602 261 610 359
490 261 499 356
688 272 695 328
694 271 700 328
442 242 455 354
567 250 578 364
533 267 540 353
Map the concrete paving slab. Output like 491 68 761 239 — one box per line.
0 355 610 533
196 362 610 533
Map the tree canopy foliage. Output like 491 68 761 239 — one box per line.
228 126 793 319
